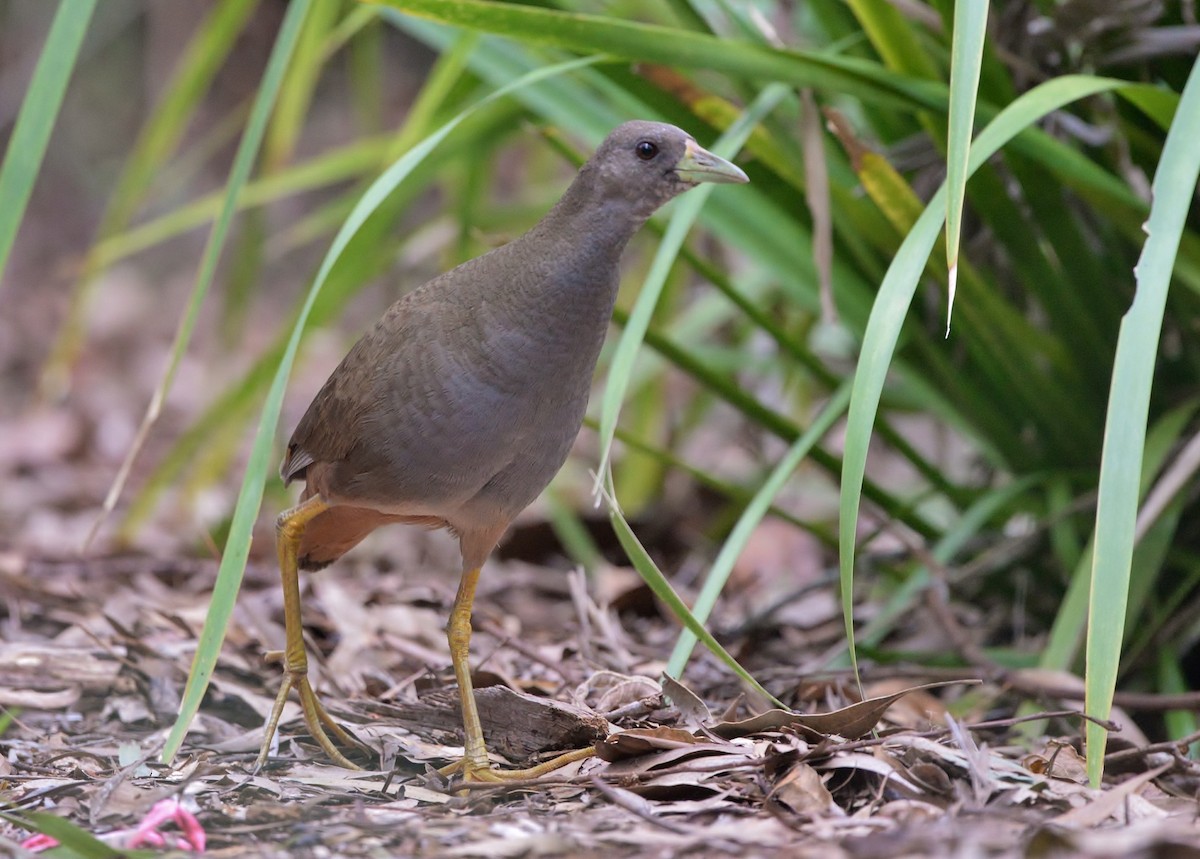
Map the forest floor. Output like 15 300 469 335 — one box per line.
4 509 1200 856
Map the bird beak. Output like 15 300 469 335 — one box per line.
673 139 749 184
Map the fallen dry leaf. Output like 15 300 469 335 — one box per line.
711 680 976 740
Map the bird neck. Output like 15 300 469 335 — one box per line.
530 164 652 257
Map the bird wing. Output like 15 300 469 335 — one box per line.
281 296 410 487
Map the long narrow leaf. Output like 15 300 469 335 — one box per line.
667 382 852 676
943 0 988 333
0 810 118 859
86 0 315 551
375 0 945 111
0 0 95 286
1085 54 1200 786
845 0 939 80
601 480 785 708
839 76 1129 685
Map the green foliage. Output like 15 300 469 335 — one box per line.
6 1 1199 783
0 0 95 287
0 810 137 859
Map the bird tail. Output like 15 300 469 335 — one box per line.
297 505 448 571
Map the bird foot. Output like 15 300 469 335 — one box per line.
256 668 370 771
438 746 595 784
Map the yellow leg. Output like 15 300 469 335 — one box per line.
255 495 367 771
439 566 596 783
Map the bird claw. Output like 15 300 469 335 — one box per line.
438 746 595 785
257 669 369 771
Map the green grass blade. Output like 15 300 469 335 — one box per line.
264 0 338 170
387 14 633 140
839 75 1128 685
86 0 316 551
0 810 122 859
845 0 939 80
160 52 603 765
1159 648 1200 757
374 0 946 112
852 475 1042 654
594 84 788 483
667 382 852 676
90 136 390 270
1085 54 1200 786
41 0 259 396
600 477 785 708
943 0 987 333
0 0 95 287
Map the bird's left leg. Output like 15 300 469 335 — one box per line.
256 495 368 770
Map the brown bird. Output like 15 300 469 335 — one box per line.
257 120 748 781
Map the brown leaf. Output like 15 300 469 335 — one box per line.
659 674 712 728
712 681 973 740
768 763 838 817
1051 763 1171 828
595 726 709 762
575 670 661 713
1024 741 1088 783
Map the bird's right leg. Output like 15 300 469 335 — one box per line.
440 564 595 783
256 495 367 770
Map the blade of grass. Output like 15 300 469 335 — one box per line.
943 0 987 334
84 0 316 552
0 810 120 859
89 135 391 270
839 75 1130 686
263 0 338 171
845 0 940 80
386 14 627 142
1086 53 1200 785
0 0 96 288
160 53 604 765
40 0 259 397
667 382 852 676
374 0 946 111
599 476 785 707
1159 649 1200 758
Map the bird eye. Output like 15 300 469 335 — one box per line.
635 140 658 160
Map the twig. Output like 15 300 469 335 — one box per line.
1104 727 1200 766
588 775 692 834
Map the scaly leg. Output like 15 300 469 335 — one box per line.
438 565 595 783
255 495 367 770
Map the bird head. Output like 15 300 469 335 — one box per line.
584 120 748 218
